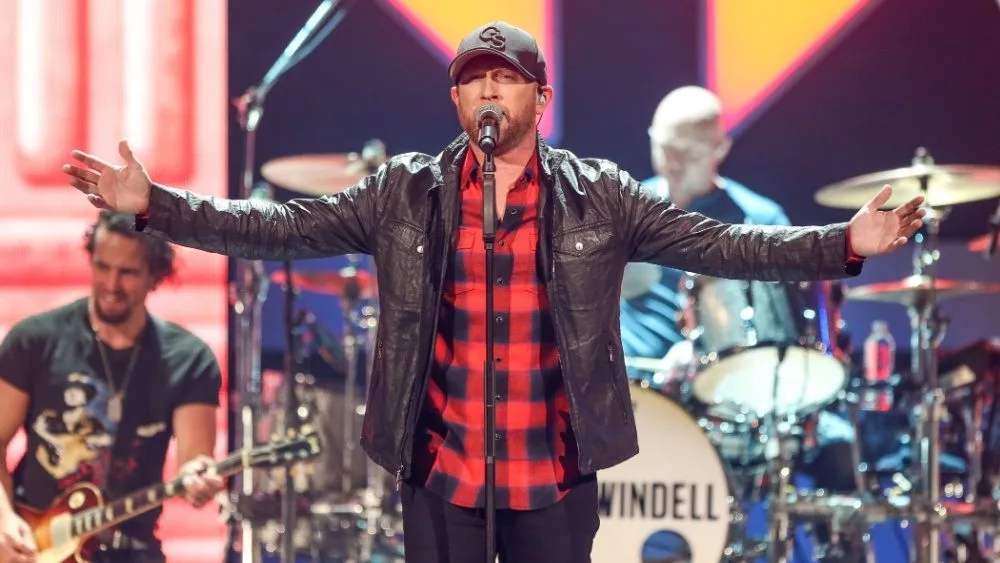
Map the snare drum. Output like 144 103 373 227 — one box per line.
593 385 734 563
679 275 848 419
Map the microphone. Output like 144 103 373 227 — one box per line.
476 104 502 155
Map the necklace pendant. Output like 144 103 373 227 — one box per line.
108 394 123 423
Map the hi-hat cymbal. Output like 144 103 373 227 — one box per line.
846 274 1000 308
815 164 1000 209
271 267 375 298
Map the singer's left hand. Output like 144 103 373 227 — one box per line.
847 185 925 256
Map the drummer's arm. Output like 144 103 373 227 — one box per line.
615 167 863 281
135 163 389 261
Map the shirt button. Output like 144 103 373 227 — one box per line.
498 241 505 247
495 315 504 324
574 242 583 251
509 209 519 215
416 245 424 254
495 277 504 285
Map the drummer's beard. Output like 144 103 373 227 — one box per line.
459 100 536 157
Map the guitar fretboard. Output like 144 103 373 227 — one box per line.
70 455 244 538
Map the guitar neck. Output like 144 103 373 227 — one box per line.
70 453 246 539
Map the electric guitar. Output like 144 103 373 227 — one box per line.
10 426 321 563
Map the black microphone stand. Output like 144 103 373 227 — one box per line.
482 146 499 563
227 2 354 562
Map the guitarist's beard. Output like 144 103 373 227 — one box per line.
92 292 133 326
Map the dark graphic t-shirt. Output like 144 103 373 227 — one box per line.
0 298 221 549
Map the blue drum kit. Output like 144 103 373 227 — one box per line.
609 151 1000 562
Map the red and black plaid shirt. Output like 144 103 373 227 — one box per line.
412 150 580 510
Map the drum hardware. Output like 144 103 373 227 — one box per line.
815 148 1000 563
226 1 363 561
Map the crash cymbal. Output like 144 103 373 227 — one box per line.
261 140 388 197
815 164 1000 209
261 154 370 197
846 275 1000 308
271 267 375 298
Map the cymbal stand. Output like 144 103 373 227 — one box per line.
767 347 795 563
228 2 357 561
907 148 947 563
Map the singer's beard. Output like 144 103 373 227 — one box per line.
460 102 535 156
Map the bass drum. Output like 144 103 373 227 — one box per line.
593 384 735 563
679 275 849 419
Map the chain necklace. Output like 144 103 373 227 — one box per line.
94 334 141 423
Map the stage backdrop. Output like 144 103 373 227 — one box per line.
0 1 229 561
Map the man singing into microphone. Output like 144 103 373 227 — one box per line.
63 21 925 562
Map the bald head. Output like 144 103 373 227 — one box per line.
647 86 731 207
649 86 724 143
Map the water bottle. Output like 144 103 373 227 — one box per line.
861 320 895 411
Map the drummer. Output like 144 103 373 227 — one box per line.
619 85 858 561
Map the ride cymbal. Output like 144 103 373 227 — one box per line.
815 164 1000 209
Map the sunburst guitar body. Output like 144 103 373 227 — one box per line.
7 426 320 563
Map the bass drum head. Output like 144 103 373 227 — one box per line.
691 345 847 418
593 385 733 563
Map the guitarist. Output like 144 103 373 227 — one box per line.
0 211 226 563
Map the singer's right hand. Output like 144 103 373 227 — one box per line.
62 139 152 214
0 509 37 563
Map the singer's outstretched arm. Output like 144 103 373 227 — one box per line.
615 166 862 281
63 140 381 260
138 172 381 260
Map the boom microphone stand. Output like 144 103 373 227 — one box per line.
228 2 355 562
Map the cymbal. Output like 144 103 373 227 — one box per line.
271 267 375 298
815 164 1000 209
846 274 1000 308
261 153 374 197
967 233 994 253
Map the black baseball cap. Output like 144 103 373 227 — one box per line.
447 21 548 85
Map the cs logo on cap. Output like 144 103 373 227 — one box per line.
479 26 506 51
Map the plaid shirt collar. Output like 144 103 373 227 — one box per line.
460 149 539 191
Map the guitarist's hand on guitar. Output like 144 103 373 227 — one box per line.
179 455 225 508
0 509 36 562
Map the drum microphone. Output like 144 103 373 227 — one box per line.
476 104 502 155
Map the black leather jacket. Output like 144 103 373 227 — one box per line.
141 132 862 483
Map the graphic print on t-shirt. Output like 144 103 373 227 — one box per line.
31 372 115 483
